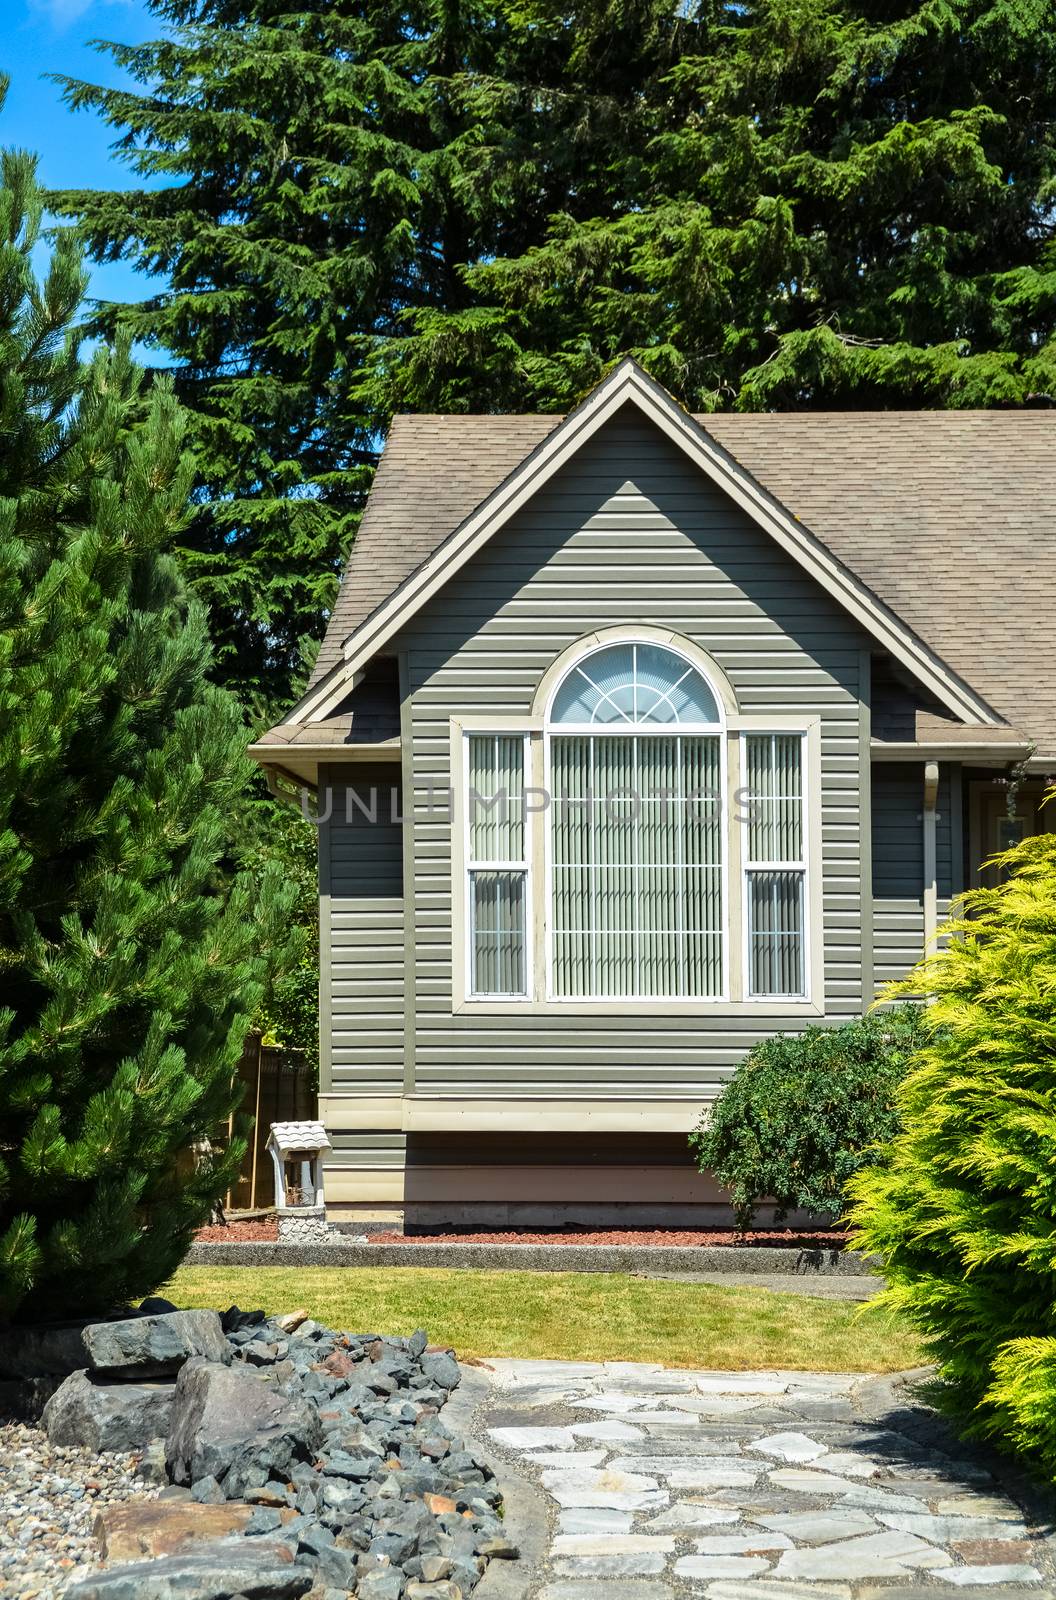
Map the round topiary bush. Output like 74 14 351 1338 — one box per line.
849 810 1056 1479
690 1005 927 1229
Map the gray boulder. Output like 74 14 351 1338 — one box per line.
166 1359 322 1491
63 1539 312 1600
82 1311 228 1377
419 1351 461 1392
42 1370 176 1450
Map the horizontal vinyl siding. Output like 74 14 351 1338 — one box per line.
326 768 405 1095
394 412 868 1100
871 763 953 996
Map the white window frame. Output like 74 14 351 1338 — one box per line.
463 730 532 1000
740 731 810 1001
449 632 823 1017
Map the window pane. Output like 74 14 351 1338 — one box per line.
745 734 803 862
748 870 805 996
468 735 524 862
471 870 526 995
550 734 723 997
550 643 720 727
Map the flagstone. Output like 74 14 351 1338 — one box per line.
775 1529 947 1579
695 1374 792 1395
768 1468 858 1493
609 1455 747 1477
674 1555 774 1578
571 1419 645 1442
812 1450 880 1478
528 1450 609 1469
751 1509 880 1544
693 1532 793 1554
558 1507 634 1535
875 1510 1029 1544
554 1553 668 1577
643 1501 740 1529
490 1425 580 1450
936 1494 1025 1520
665 1464 760 1490
932 1566 1044 1586
748 1431 828 1464
553 1535 677 1556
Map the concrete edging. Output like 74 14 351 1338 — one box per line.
184 1240 877 1275
445 1363 547 1600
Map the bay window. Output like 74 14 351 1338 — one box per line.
460 640 814 1006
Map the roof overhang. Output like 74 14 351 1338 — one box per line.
249 740 401 792
283 358 1001 732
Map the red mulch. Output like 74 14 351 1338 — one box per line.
368 1228 847 1249
194 1219 846 1249
196 1219 279 1242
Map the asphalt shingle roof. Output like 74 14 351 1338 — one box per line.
307 409 1056 756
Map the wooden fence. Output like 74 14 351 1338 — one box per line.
223 1035 314 1212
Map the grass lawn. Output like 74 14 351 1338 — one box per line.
164 1266 922 1373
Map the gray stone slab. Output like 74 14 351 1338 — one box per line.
768 1468 858 1494
644 1501 740 1529
526 1450 608 1469
774 1529 948 1579
876 1510 1029 1543
665 1464 760 1490
557 1507 634 1535
748 1432 828 1464
609 1455 747 1476
674 1554 774 1578
751 1509 880 1544
553 1536 676 1556
553 1554 668 1577
706 1585 852 1600
932 1568 1044 1587
935 1495 1024 1519
537 1584 674 1600
541 1465 667 1510
692 1533 793 1554
570 1419 644 1442
840 1481 958 1514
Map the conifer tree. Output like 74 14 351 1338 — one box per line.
394 0 1056 414
849 805 1056 1480
0 95 296 1322
53 0 668 699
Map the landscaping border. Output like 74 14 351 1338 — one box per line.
184 1240 878 1275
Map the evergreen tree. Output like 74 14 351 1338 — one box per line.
0 98 296 1322
392 0 1056 413
54 0 669 700
849 804 1056 1480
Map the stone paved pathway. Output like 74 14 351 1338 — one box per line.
479 1359 1056 1600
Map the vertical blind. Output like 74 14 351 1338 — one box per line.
467 735 527 996
550 735 723 997
744 733 806 997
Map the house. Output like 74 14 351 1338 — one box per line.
252 360 1056 1231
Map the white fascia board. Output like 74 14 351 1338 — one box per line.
286 359 999 729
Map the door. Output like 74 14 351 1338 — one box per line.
973 782 1052 888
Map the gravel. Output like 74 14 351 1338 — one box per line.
0 1420 156 1599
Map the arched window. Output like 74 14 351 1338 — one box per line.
550 642 721 728
547 642 725 999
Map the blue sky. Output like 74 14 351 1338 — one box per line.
4 0 164 307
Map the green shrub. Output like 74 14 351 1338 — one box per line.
690 1006 927 1229
848 811 1056 1480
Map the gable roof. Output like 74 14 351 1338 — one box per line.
285 362 1056 753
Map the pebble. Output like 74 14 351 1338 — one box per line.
0 1420 156 1598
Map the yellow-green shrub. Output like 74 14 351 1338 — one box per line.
849 805 1056 1478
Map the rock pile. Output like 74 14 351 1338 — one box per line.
1 1302 514 1600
